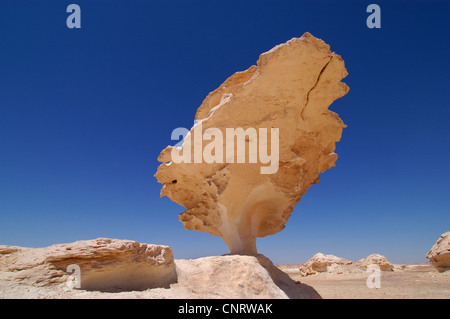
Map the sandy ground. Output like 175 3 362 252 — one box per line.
280 263 450 299
2 254 448 299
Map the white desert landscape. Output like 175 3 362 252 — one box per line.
0 232 449 299
1 32 448 300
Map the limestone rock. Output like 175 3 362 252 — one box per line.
426 231 450 272
0 247 320 299
393 264 407 271
155 32 349 254
0 246 23 255
299 253 353 276
299 253 395 276
0 238 177 291
173 254 320 299
355 254 394 271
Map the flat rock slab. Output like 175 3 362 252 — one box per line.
0 241 320 299
0 238 177 291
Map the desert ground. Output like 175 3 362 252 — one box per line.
1 238 448 299
2 262 448 299
279 263 450 299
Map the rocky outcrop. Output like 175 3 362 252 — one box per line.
355 254 394 271
0 246 22 255
426 231 450 272
298 253 353 276
175 255 320 299
0 240 321 299
0 238 177 291
155 32 349 254
299 253 395 276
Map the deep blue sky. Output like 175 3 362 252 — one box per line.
0 0 448 264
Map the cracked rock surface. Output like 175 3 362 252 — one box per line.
155 33 349 254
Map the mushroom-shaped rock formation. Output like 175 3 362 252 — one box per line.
155 33 349 255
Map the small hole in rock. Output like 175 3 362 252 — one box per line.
172 180 177 184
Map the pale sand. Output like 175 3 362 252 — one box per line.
281 263 450 299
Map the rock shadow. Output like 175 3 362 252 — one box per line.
222 253 321 299
256 254 321 299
